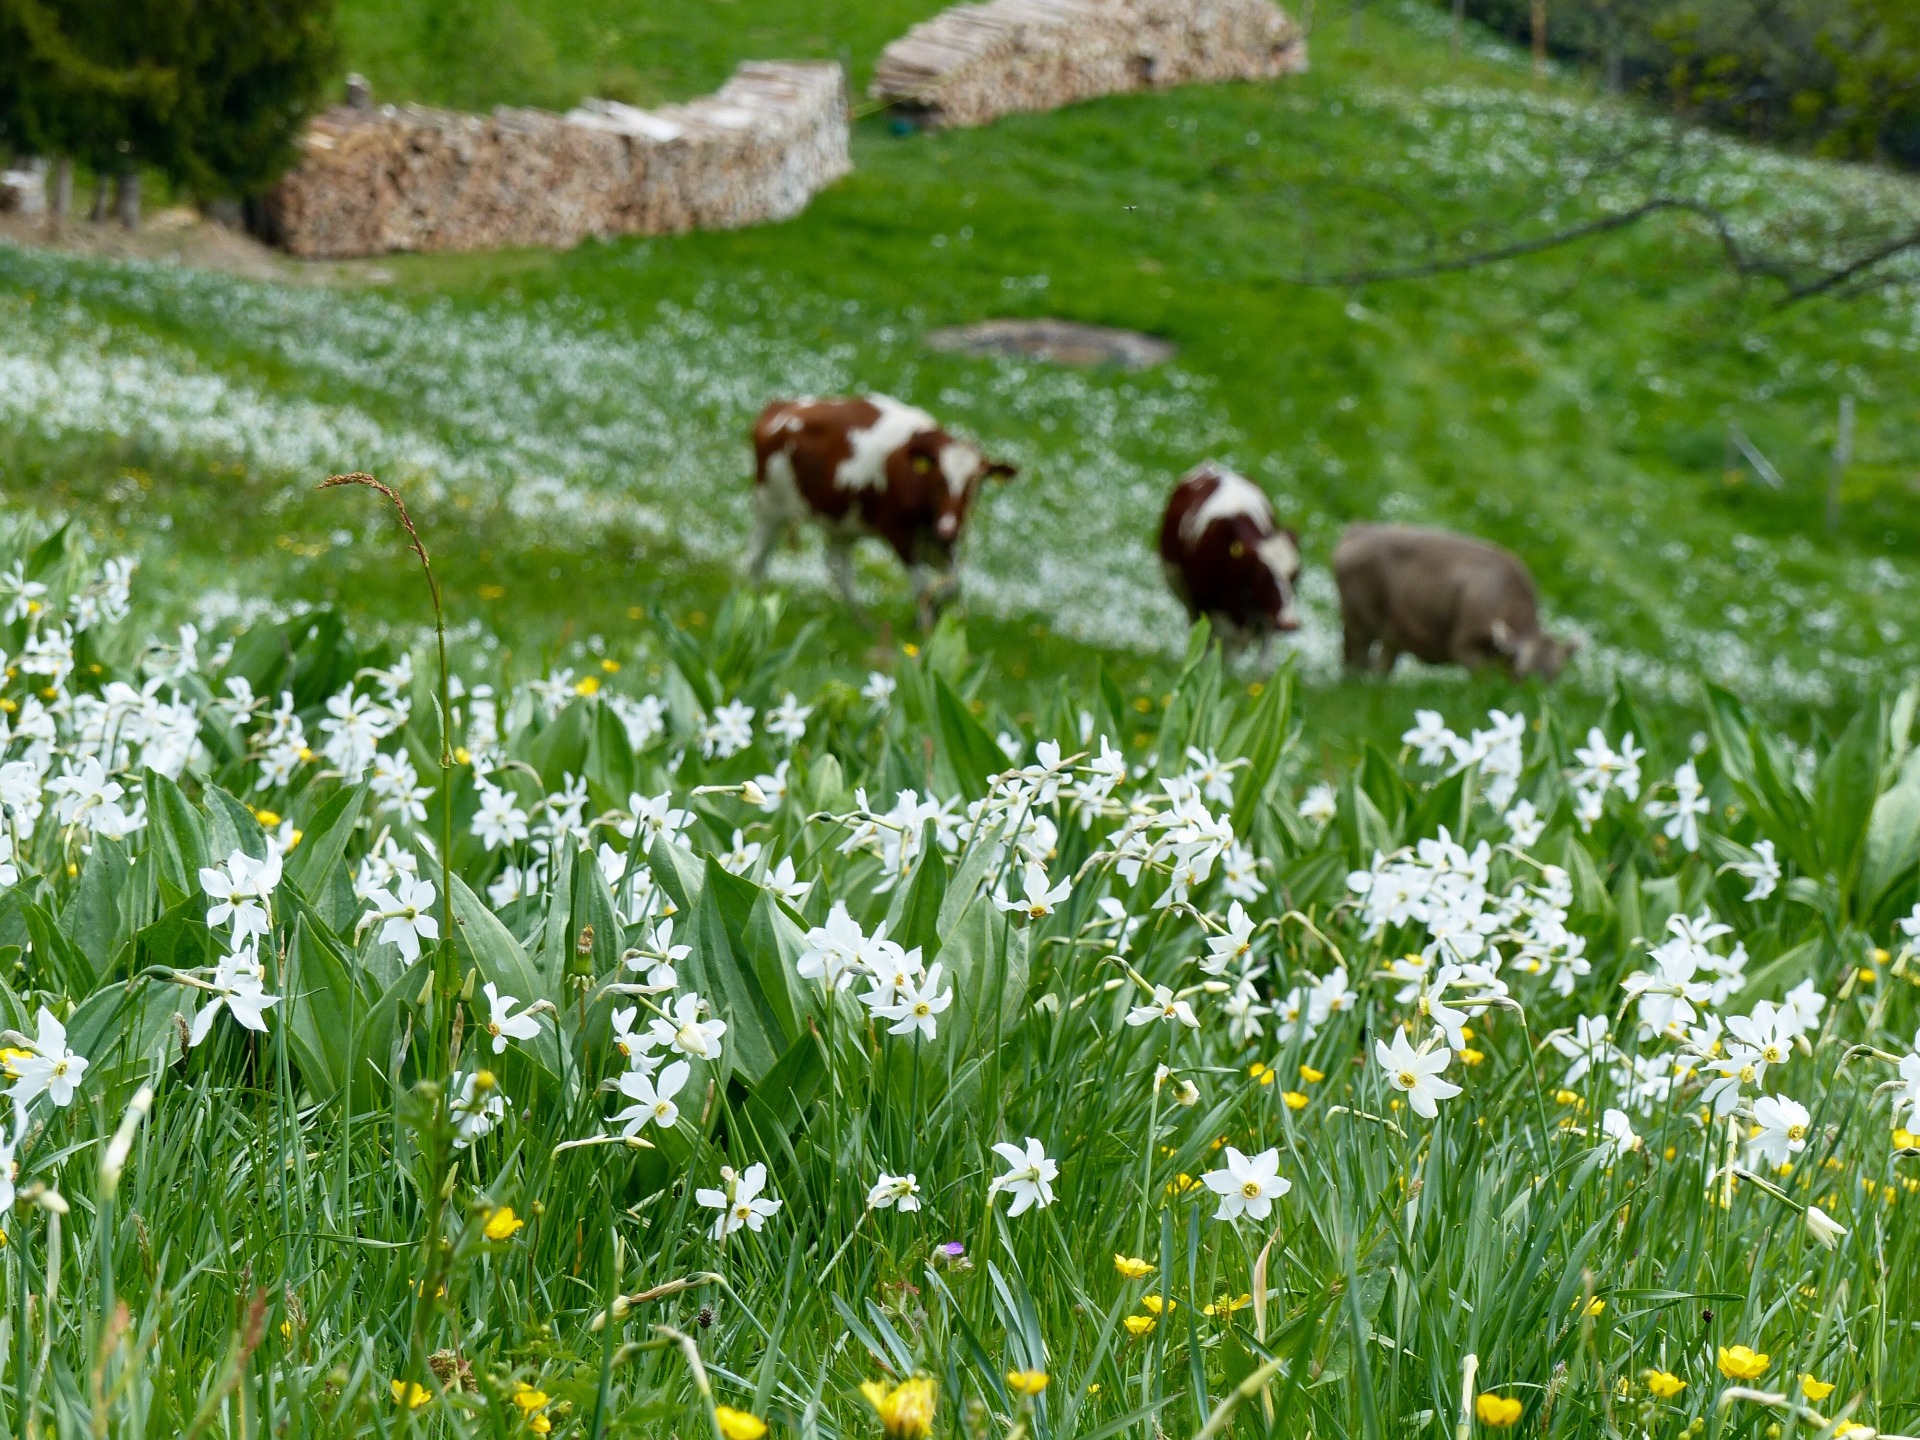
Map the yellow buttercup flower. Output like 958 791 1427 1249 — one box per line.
0 1048 32 1079
1573 1296 1605 1317
1282 1090 1309 1110
252 808 282 828
1203 1293 1252 1318
484 1207 526 1241
859 1376 935 1438
1800 1374 1836 1401
1645 1371 1685 1398
715 1405 768 1440
1114 1254 1153 1279
573 675 601 697
391 1379 431 1408
1717 1345 1770 1380
1140 1294 1175 1315
1299 1064 1325 1084
1123 1314 1156 1337
511 1382 550 1412
1475 1393 1523 1428
1248 1062 1275 1085
1006 1369 1048 1396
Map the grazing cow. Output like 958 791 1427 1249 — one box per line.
1333 523 1578 681
1157 463 1302 657
748 395 1017 627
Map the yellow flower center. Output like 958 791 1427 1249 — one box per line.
1397 1071 1417 1089
1240 1180 1262 1199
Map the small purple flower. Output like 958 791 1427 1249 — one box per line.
939 1241 966 1258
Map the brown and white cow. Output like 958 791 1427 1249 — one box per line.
748 395 1017 627
1158 463 1302 656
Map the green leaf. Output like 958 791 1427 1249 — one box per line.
61 838 131 984
1816 705 1884 890
933 672 1004 800
65 978 184 1096
678 858 786 1086
143 770 209 906
888 826 948 959
1859 746 1920 914
1228 666 1294 836
22 902 94 998
283 914 369 1103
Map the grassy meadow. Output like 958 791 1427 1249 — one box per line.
2 1 1920 1435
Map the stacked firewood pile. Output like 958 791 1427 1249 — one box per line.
870 0 1306 129
264 62 850 259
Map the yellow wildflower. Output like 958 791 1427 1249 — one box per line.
1475 1393 1523 1428
1140 1294 1175 1315
859 1376 935 1438
252 808 282 828
1800 1374 1836 1401
1299 1064 1325 1084
511 1382 550 1412
1645 1371 1685 1398
391 1380 432 1409
573 675 601 697
600 658 621 673
1282 1090 1309 1111
1461 1047 1486 1067
1717 1346 1770 1380
483 1207 525 1241
0 1048 32 1079
1006 1369 1048 1396
714 1405 768 1440
1113 1255 1152 1279
1248 1062 1275 1085
1123 1314 1156 1337
1203 1293 1252 1318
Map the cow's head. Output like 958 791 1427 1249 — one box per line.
1231 525 1302 634
1492 620 1579 682
897 432 1018 555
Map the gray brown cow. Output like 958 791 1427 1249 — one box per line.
1333 524 1577 681
1158 463 1301 658
748 395 1016 627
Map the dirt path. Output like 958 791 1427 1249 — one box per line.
0 207 391 284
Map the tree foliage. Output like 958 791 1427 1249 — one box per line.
1463 0 1920 168
0 0 336 197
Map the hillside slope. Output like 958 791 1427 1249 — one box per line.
3 0 1919 742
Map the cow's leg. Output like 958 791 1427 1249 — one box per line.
827 539 862 614
908 564 940 631
1341 612 1374 675
746 492 785 583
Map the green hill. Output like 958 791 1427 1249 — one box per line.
4 0 1919 753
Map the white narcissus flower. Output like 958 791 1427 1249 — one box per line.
874 963 952 1041
10 1007 89 1108
1200 902 1257 976
867 1172 921 1212
189 944 279 1047
199 848 281 942
764 693 812 746
1892 1032 1920 1128
1374 1030 1462 1120
696 1162 781 1240
1201 1146 1290 1223
1504 798 1545 849
1599 1108 1640 1160
650 993 727 1062
1297 782 1338 826
612 1059 689 1134
470 779 530 851
798 902 868 993
989 1138 1058 1216
997 863 1070 921
1750 1094 1812 1167
1125 985 1200 1030
480 982 542 1055
1804 1204 1848 1250
0 1106 27 1215
366 873 440 964
451 1070 506 1149
1730 839 1781 902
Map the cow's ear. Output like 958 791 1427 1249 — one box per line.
987 462 1018 482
